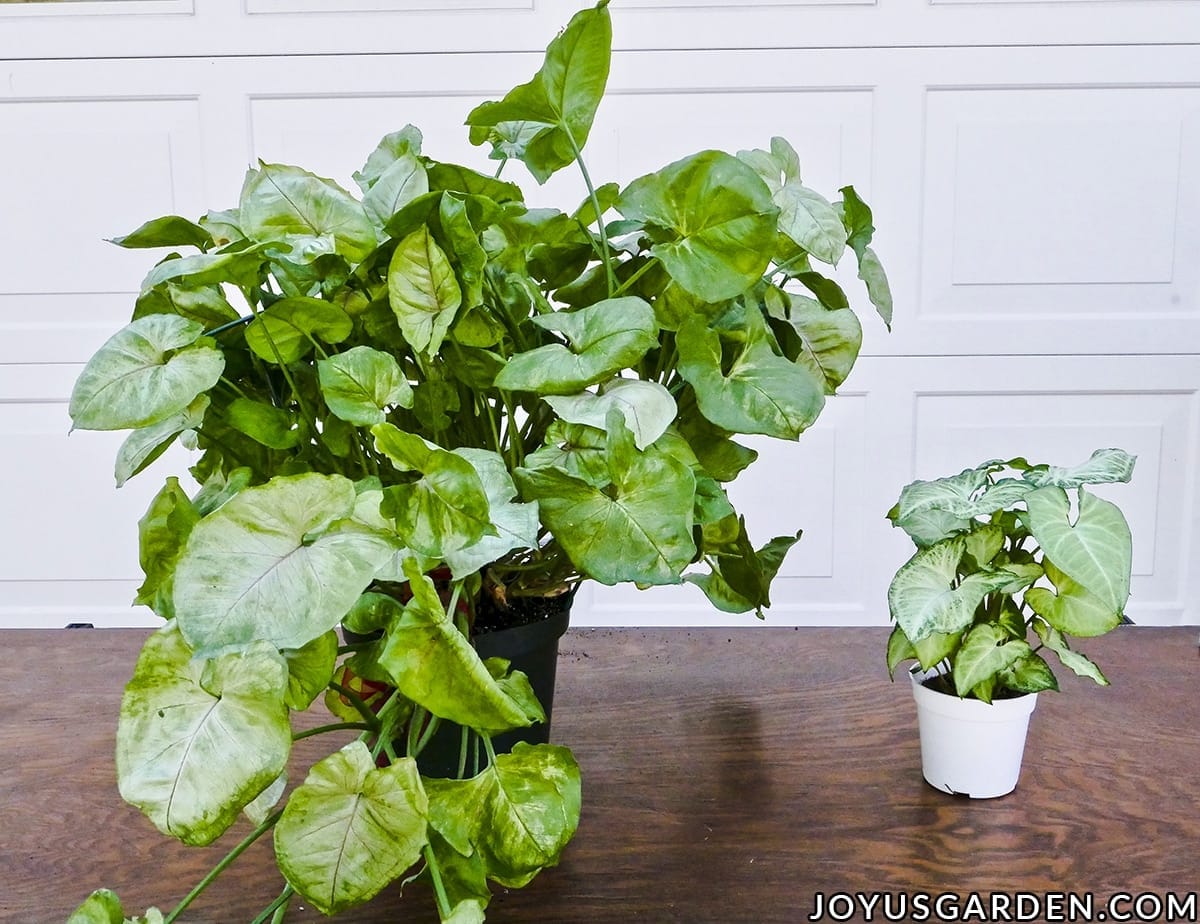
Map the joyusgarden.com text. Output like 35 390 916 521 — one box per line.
807 891 1198 922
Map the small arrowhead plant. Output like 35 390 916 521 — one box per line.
886 449 1136 702
65 3 888 922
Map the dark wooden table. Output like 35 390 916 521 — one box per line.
3 627 1197 923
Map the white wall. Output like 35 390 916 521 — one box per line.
1 0 1197 628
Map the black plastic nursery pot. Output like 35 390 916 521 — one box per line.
343 590 574 779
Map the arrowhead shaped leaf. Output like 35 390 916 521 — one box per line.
494 296 658 395
112 215 213 251
466 2 611 183
523 420 610 487
775 182 846 266
115 395 209 487
425 742 581 889
174 473 398 657
282 629 339 710
373 424 494 558
515 418 695 585
543 379 676 450
443 448 539 580
68 890 125 924
889 462 1008 546
69 315 224 431
1025 559 1123 637
377 560 534 732
887 537 1013 642
240 163 377 263
388 225 463 355
244 297 352 364
353 125 424 193
1023 486 1132 614
139 245 271 292
686 529 799 615
134 476 200 618
857 246 893 329
133 281 240 328
617 150 778 300
952 623 1032 699
676 308 823 440
1025 448 1137 490
363 152 429 228
319 345 414 426
117 625 291 846
1002 652 1060 694
1034 620 1109 685
275 743 428 916
784 294 863 394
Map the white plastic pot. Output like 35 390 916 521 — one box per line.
910 670 1039 799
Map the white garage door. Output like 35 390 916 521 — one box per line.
1 0 1197 627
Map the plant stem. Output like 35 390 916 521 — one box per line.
613 258 656 297
326 681 382 733
249 885 294 924
291 721 372 742
422 843 453 921
564 125 616 298
204 314 255 338
457 725 471 779
162 808 284 924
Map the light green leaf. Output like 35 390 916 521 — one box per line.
378 560 534 732
1002 652 1059 694
275 743 428 916
244 297 352 364
243 772 287 826
1023 486 1132 614
115 395 208 487
319 345 414 426
889 463 998 547
364 152 429 228
887 537 1013 642
685 530 799 615
523 420 610 487
134 476 200 619
858 246 892 329
341 590 405 636
675 414 757 482
69 315 224 431
494 296 658 395
240 163 377 263
735 136 801 194
282 629 339 710
174 473 398 657
466 2 612 183
886 626 917 680
543 379 676 450
775 182 846 266
1034 620 1110 685
784 294 862 394
425 742 581 889
133 282 240 328
139 245 271 292
617 150 778 300
225 397 300 449
68 890 125 924
112 215 212 251
1025 559 1123 638
117 625 291 846
373 425 494 558
1025 448 1137 490
516 416 696 585
388 225 463 355
952 624 1032 700
444 448 540 580
676 308 823 440
353 125 424 193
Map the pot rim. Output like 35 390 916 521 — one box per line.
909 666 1039 720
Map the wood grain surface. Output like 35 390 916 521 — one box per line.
2 626 1197 923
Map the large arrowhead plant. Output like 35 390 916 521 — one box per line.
886 449 1137 702
66 3 888 921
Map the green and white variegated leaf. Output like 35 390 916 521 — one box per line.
239 162 377 263
785 294 862 395
889 463 1000 547
543 379 676 450
225 398 301 450
244 297 353 365
685 531 799 615
886 625 916 679
174 473 399 658
1002 652 1060 694
347 488 435 583
735 136 800 195
282 629 339 710
962 523 1004 569
1034 620 1110 686
857 246 892 329
1023 486 1132 615
139 245 271 293
887 537 1014 642
69 315 224 431
275 743 428 916
443 448 539 580
523 421 609 487
319 345 414 426
1025 559 1123 638
424 742 581 889
676 308 824 440
377 560 536 732
951 623 1032 700
363 152 430 229
775 182 846 266
617 150 778 301
372 424 495 559
134 476 200 619
67 891 165 924
1025 448 1137 490
117 624 291 846
115 395 208 487
353 125 423 193
515 415 696 586
493 297 658 395
388 225 463 356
